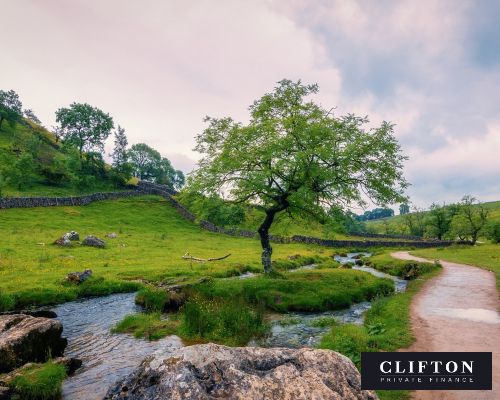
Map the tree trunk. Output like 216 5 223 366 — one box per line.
258 210 277 273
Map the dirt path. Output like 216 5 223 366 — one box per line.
391 251 500 400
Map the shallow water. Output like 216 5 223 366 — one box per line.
52 293 182 400
253 252 407 348
51 253 406 396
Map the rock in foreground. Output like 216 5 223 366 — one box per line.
82 235 106 248
104 343 377 400
0 314 67 373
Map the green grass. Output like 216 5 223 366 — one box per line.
365 253 441 279
190 269 394 312
319 253 442 400
412 244 500 294
0 195 334 310
114 296 267 346
5 362 67 400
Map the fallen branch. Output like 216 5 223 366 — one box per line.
182 252 231 262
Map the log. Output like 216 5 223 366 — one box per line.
182 252 231 262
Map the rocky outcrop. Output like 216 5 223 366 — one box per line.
104 343 377 400
0 314 67 373
66 269 92 284
53 236 72 246
82 235 106 248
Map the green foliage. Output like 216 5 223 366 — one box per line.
319 324 369 367
399 203 410 215
190 79 408 271
424 203 452 240
7 362 67 400
0 89 23 130
450 195 489 244
485 220 500 244
177 191 245 227
128 143 184 189
55 102 114 157
278 316 301 326
309 316 338 328
356 208 394 221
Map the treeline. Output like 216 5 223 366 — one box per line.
355 207 394 221
0 89 184 194
370 196 500 244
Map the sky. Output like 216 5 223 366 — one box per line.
1 0 499 210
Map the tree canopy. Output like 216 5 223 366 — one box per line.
0 89 23 130
189 79 408 272
55 103 114 158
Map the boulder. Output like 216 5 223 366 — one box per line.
66 269 92 284
64 231 80 241
82 235 106 248
0 310 57 319
355 259 363 266
106 232 118 239
104 343 377 400
0 315 67 373
53 236 71 247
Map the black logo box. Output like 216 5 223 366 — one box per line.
361 352 492 390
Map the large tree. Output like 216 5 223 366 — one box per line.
0 89 23 130
55 103 114 158
425 203 451 240
189 80 408 272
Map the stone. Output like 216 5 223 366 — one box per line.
104 343 377 400
0 310 57 319
52 356 82 375
66 269 92 284
0 386 10 400
53 236 71 247
82 235 106 248
355 259 363 266
106 232 118 239
64 231 80 241
0 314 67 373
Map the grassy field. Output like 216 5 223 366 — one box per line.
412 244 500 293
0 195 360 310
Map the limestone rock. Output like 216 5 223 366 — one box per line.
66 269 92 284
0 314 67 373
82 235 106 248
104 343 377 400
53 236 71 247
64 231 80 241
106 232 118 239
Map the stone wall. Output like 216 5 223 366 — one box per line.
349 232 423 241
0 181 462 248
0 190 142 209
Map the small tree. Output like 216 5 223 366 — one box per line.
189 80 408 272
425 203 451 240
128 143 162 181
399 203 410 215
450 195 488 244
111 125 128 169
55 103 114 158
402 206 425 237
23 109 42 125
0 90 23 130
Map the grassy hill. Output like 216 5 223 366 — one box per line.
366 200 500 235
0 121 121 197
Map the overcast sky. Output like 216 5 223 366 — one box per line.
1 0 499 209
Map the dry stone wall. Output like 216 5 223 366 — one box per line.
0 181 462 248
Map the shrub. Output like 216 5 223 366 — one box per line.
485 221 500 244
112 312 178 340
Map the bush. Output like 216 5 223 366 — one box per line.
485 221 500 244
112 312 178 340
319 324 370 367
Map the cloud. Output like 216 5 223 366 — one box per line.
0 0 499 208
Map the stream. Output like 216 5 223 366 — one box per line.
51 252 406 399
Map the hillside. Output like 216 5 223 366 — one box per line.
0 121 123 197
366 200 500 235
